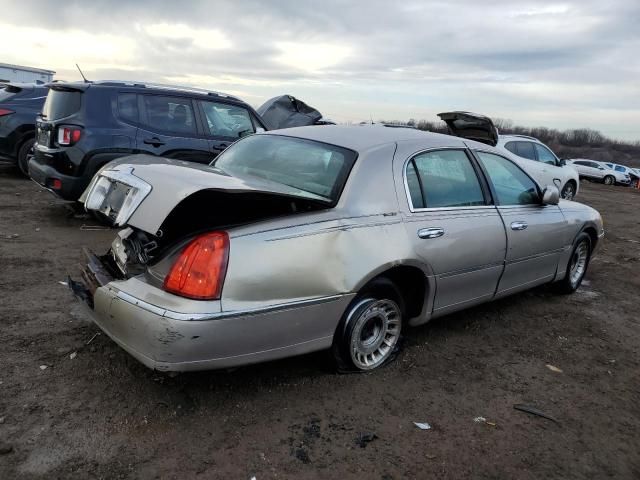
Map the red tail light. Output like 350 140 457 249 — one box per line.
163 232 229 300
58 126 82 145
0 108 14 116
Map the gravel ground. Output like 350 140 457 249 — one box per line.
0 163 639 479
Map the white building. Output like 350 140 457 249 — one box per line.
0 63 55 84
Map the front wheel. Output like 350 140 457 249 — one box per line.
560 181 576 200
554 232 591 294
17 138 35 177
603 175 615 185
332 279 403 371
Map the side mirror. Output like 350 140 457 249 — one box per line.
558 158 566 166
542 185 560 205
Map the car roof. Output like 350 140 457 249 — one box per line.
498 134 542 143
263 124 464 152
47 80 244 102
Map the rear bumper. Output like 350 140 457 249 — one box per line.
70 253 352 371
28 155 88 200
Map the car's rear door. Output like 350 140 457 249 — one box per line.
398 145 506 315
135 94 210 164
473 150 568 296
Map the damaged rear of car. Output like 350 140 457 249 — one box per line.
72 133 360 371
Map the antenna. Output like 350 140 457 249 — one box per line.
76 64 89 83
370 114 374 125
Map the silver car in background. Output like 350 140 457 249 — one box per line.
72 125 604 372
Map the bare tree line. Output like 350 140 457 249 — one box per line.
379 118 640 166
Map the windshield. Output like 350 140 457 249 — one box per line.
212 134 357 203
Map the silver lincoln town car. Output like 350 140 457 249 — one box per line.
72 123 604 372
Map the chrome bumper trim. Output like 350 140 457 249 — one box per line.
114 290 349 322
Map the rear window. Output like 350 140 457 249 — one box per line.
0 87 18 102
213 134 357 203
42 89 82 120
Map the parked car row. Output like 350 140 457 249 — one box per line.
565 159 634 186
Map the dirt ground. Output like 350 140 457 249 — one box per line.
0 163 638 480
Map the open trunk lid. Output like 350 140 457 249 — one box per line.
437 111 498 147
82 154 332 235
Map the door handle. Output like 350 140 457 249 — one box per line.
510 221 528 231
143 137 165 147
211 143 229 153
417 227 444 239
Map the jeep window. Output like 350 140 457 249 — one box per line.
117 93 138 124
42 89 82 120
142 95 196 135
213 134 357 202
199 100 255 139
534 144 557 165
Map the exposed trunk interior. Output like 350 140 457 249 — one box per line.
111 189 329 282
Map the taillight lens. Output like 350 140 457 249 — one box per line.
163 232 229 300
0 108 14 116
57 126 82 145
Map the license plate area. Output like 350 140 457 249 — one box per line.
37 126 51 147
68 248 116 309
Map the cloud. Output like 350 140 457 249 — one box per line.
1 0 638 140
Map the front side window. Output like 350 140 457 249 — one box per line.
534 144 557 165
142 95 196 135
213 134 357 203
406 150 485 209
199 100 255 139
573 161 587 166
476 151 540 205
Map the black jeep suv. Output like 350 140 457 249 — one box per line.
0 82 47 175
29 81 268 201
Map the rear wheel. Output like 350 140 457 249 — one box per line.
17 138 35 177
332 278 403 371
554 232 591 294
560 181 576 200
603 175 615 185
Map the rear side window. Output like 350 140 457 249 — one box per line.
42 89 82 120
515 141 536 161
476 152 540 205
141 95 196 135
198 100 255 139
615 165 625 172
407 150 485 209
117 93 138 123
534 144 557 165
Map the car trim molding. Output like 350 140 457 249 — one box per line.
114 290 350 322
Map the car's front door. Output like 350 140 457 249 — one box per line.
400 148 507 315
196 99 259 160
533 143 563 188
136 94 211 164
474 151 568 297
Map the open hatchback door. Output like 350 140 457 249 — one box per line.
437 111 498 147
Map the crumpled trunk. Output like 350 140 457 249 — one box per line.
257 95 327 130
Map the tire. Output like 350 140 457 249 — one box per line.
554 232 591 294
332 278 404 372
603 175 615 186
560 181 576 200
17 138 35 177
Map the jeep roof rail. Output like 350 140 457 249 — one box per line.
45 79 242 101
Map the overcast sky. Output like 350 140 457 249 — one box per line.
1 0 638 140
